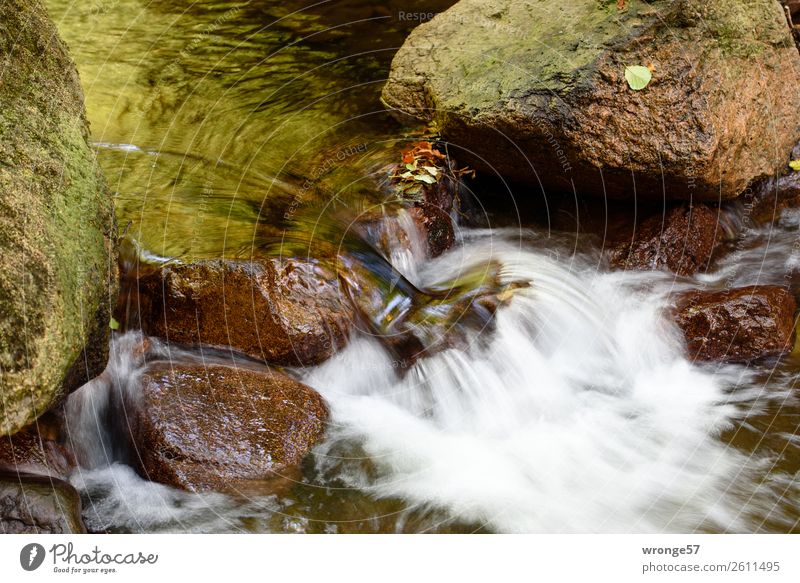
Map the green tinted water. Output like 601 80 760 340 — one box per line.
47 0 453 259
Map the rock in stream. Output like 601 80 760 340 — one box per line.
132 259 352 366
133 362 328 493
0 0 118 435
382 0 800 200
675 285 797 362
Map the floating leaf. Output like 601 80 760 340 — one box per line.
415 174 437 184
790 160 800 172
624 65 652 91
109 316 120 330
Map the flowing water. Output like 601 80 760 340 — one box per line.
46 0 800 533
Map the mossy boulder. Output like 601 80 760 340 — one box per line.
0 0 117 435
382 0 800 200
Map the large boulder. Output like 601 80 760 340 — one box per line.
133 259 352 366
0 0 117 435
133 363 328 493
382 0 800 200
675 285 797 362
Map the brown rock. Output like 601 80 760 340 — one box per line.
0 471 86 534
745 171 800 225
675 286 797 362
135 259 352 366
380 141 464 257
409 204 455 258
382 0 800 201
0 420 74 479
609 204 723 276
134 363 328 493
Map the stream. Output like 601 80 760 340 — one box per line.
46 0 800 533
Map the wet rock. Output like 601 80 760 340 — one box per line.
0 0 118 435
785 0 800 45
382 0 800 201
135 259 352 366
675 286 797 362
0 471 86 534
381 140 467 257
133 363 328 493
408 205 455 257
609 204 724 276
744 172 800 225
0 419 74 479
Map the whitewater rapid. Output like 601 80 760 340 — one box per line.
303 229 747 533
65 221 797 533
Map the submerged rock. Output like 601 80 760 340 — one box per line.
675 286 797 362
0 0 117 435
609 204 724 276
0 471 86 534
133 363 328 493
135 259 352 366
382 0 800 200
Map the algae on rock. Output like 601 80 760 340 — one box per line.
382 0 800 200
0 0 117 435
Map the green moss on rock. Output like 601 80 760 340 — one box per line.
382 0 800 200
0 0 117 435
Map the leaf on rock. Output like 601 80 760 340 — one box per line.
624 65 652 91
415 174 437 184
790 160 800 172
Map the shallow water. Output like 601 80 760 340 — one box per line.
48 0 800 533
47 0 456 259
